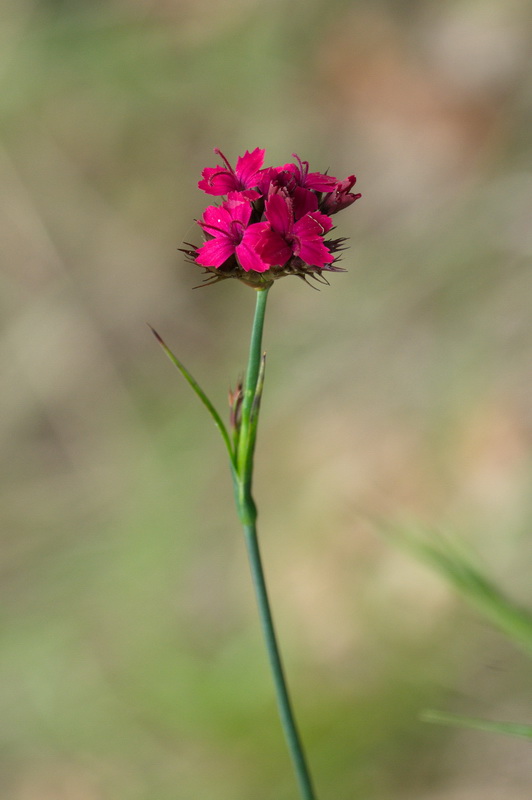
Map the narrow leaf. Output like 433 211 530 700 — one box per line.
149 325 235 467
250 352 266 424
247 351 266 461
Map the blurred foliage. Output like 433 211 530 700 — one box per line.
383 525 532 659
383 523 532 742
421 710 532 741
1 0 532 798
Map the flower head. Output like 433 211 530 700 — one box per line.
185 148 360 287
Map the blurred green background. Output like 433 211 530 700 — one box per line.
1 0 531 798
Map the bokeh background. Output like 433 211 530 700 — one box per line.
1 0 531 798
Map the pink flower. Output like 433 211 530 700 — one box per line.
196 194 270 273
280 153 338 193
186 147 360 287
321 175 362 215
250 192 335 268
198 148 265 198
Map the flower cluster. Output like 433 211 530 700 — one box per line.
183 148 361 287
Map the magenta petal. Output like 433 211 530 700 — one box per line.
237 188 261 201
281 158 337 191
336 175 357 193
257 167 279 195
297 237 334 267
233 223 270 272
236 240 269 273
201 204 232 234
196 237 234 267
293 187 318 220
243 221 269 246
307 210 334 234
224 194 252 226
304 171 337 191
198 167 239 195
280 162 299 180
292 214 324 240
265 193 292 236
209 172 240 194
257 230 292 266
198 167 223 195
235 148 265 186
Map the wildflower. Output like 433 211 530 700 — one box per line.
186 147 360 286
198 148 265 198
280 153 338 193
196 194 270 273
251 191 334 269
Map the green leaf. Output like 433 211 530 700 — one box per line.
247 351 266 460
149 326 235 468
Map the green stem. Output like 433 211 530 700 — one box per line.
235 288 318 800
243 522 318 800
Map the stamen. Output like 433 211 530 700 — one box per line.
208 167 229 185
198 221 227 237
214 148 235 174
292 153 308 181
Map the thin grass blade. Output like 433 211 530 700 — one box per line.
381 524 532 658
421 709 532 740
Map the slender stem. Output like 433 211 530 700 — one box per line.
234 287 318 800
243 522 318 800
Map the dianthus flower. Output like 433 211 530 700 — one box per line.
248 191 334 269
280 153 338 193
184 147 361 287
198 148 265 199
196 193 270 274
